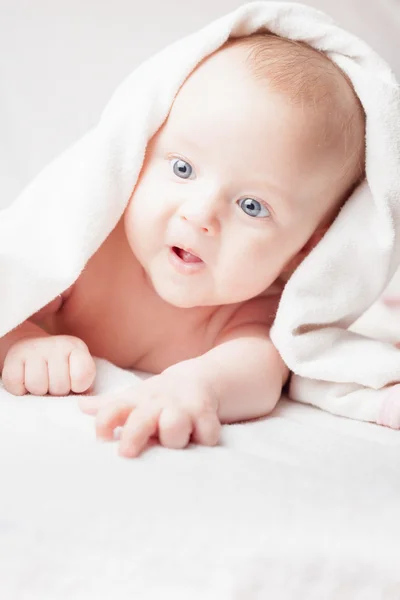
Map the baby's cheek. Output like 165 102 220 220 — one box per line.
124 190 158 243
223 258 272 302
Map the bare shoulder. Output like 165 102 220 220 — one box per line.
222 289 282 333
60 284 74 303
212 289 289 384
30 284 75 323
204 289 282 352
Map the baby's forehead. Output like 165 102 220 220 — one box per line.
173 34 359 125
166 35 363 153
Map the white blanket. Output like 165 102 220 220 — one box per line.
1 1 400 426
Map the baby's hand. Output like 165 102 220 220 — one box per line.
2 335 96 396
79 363 221 457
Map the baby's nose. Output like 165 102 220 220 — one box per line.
179 195 220 234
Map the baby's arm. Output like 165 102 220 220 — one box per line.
80 299 288 457
196 321 288 424
0 321 95 396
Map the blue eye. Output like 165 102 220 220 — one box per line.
171 158 194 179
238 197 270 218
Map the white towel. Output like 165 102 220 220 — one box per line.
1 1 400 424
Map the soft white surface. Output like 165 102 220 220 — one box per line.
1 356 400 599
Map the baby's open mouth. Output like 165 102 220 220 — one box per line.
172 246 202 264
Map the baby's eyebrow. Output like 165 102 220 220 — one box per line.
172 134 203 153
252 177 293 206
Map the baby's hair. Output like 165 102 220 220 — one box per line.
224 32 366 206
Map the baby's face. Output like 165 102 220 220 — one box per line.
124 45 358 308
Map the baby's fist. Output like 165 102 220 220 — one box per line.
2 334 96 396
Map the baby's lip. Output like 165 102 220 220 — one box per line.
170 244 204 263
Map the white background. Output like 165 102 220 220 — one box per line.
0 0 399 208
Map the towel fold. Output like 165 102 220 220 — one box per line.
1 1 400 424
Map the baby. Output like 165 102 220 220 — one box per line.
0 33 365 457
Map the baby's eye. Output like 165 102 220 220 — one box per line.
238 197 270 218
170 158 194 180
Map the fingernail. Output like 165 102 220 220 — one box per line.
118 445 137 458
96 431 112 442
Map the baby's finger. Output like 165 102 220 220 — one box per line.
47 353 71 396
95 400 134 440
24 356 49 396
192 411 221 447
2 356 26 396
382 296 400 308
158 407 192 449
119 406 161 458
69 348 96 393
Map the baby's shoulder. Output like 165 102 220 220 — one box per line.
210 286 282 342
235 280 284 325
60 284 74 302
229 295 280 330
30 284 75 324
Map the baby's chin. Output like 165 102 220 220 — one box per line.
154 281 257 309
156 285 214 309
147 265 264 308
151 277 227 309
